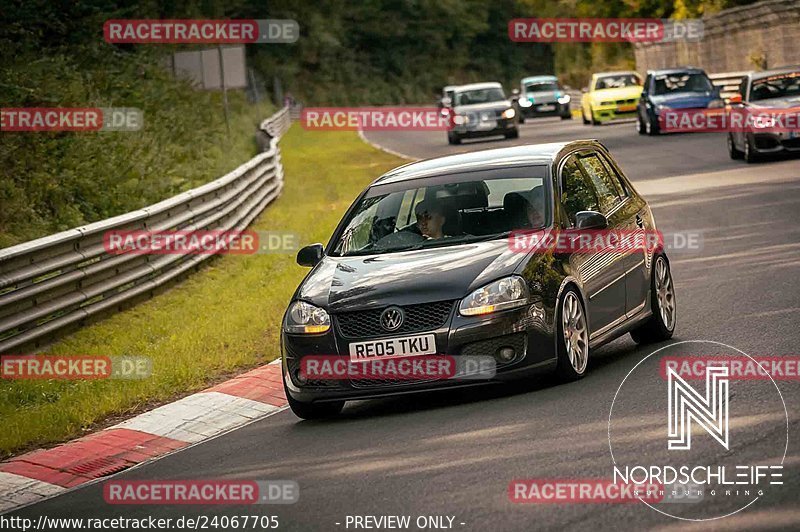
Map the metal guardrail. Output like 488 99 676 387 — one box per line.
0 107 292 354
708 71 748 102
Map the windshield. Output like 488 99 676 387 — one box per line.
652 73 712 95
454 87 506 106
750 72 800 101
525 82 559 93
595 75 640 90
331 171 548 257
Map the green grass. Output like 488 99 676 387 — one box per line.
0 46 273 248
0 126 404 458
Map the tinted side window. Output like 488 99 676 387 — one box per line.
598 154 629 198
576 153 621 214
560 156 599 226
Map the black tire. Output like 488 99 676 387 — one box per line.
727 134 744 160
519 115 526 124
646 114 660 136
555 288 589 381
590 108 600 126
447 132 461 145
582 108 590 125
284 374 345 419
636 113 647 135
561 112 572 120
743 134 759 163
505 128 519 140
630 255 676 344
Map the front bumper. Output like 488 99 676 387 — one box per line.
593 103 638 122
452 117 517 138
522 102 570 118
282 302 556 404
751 131 800 153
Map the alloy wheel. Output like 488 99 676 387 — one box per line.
654 257 676 331
562 292 589 374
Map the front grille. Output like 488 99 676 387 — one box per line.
335 300 454 339
460 333 527 366
782 138 800 149
755 135 780 150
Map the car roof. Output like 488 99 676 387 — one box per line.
593 71 638 78
522 75 557 84
749 66 800 80
648 67 706 75
372 140 602 185
453 82 503 92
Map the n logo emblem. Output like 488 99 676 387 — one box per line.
667 365 729 450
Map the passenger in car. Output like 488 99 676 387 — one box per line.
503 186 545 230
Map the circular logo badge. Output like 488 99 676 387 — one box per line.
380 306 405 332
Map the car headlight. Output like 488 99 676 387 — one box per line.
752 115 776 129
707 98 724 109
519 98 532 108
501 108 516 119
655 103 670 113
453 114 468 125
285 301 331 334
459 276 529 316
557 94 571 104
599 100 613 107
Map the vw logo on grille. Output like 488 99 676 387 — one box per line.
380 306 405 331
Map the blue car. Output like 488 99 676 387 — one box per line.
636 67 724 135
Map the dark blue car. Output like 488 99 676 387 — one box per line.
636 67 724 135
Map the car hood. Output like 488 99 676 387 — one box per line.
651 91 716 109
749 96 800 109
296 240 525 312
454 101 512 113
591 86 642 103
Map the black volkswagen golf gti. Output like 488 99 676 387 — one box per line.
282 140 676 418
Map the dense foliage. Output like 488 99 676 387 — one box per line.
0 0 759 246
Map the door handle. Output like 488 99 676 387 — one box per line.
635 214 644 228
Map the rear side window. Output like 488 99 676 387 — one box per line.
576 153 622 214
560 156 599 226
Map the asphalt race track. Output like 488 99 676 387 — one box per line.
10 117 800 531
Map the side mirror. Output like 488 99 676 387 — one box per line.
575 211 608 230
728 93 743 104
511 88 520 96
297 243 324 267
441 97 452 108
641 90 647 98
581 87 589 93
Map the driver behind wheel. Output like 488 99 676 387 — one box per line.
414 200 447 239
